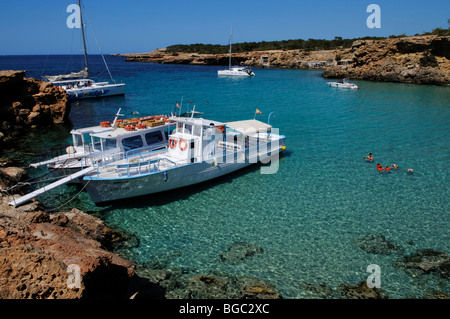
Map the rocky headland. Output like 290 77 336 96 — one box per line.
0 70 70 148
117 35 450 85
323 35 450 85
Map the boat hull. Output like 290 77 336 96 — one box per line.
218 70 255 77
66 83 125 100
83 144 284 205
327 82 358 89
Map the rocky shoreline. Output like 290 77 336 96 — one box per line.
116 35 450 86
0 70 71 148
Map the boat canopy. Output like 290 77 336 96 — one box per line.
226 120 272 134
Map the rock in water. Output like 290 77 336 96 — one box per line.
355 234 404 255
219 242 264 264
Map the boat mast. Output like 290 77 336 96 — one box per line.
228 27 232 70
79 0 89 78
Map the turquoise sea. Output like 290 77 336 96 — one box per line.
1 55 449 298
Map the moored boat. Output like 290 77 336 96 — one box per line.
327 78 359 89
30 109 172 171
11 115 286 207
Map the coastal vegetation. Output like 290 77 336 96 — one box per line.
165 28 449 54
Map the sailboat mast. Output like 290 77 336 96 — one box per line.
228 27 232 70
79 0 89 78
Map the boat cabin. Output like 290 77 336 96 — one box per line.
69 119 172 155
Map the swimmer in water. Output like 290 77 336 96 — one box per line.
407 168 414 174
376 164 383 172
364 153 374 162
390 164 399 169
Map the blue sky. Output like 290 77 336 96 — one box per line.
0 0 449 55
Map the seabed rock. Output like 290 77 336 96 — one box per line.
355 234 404 255
338 281 388 299
219 242 264 264
394 249 450 279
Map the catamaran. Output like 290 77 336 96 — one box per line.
10 115 285 207
327 78 359 89
218 28 255 77
45 0 125 99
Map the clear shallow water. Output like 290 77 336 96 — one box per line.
1 55 449 298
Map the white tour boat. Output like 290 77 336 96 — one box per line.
29 109 172 171
218 28 255 77
46 0 125 99
10 116 286 207
327 78 359 89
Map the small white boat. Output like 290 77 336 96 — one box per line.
218 66 255 77
10 115 286 207
29 109 172 171
327 78 359 89
218 27 255 77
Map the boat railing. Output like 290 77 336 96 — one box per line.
80 147 123 169
95 157 180 178
125 143 168 161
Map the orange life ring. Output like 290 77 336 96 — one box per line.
169 138 177 149
100 121 111 127
178 138 188 151
124 125 135 131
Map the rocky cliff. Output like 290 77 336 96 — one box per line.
117 47 348 69
323 36 450 85
118 35 450 85
0 70 71 148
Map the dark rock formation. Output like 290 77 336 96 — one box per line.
355 234 404 255
394 249 450 279
338 281 388 299
0 70 70 148
133 267 281 299
219 242 264 264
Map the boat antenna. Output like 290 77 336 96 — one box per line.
268 112 275 125
112 108 124 127
78 0 89 78
228 26 232 70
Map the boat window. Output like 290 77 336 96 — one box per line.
92 136 102 151
193 125 201 136
73 134 83 147
145 131 163 145
184 124 192 134
102 138 117 150
122 135 144 150
83 133 92 144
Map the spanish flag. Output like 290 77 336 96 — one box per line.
256 109 262 114
176 102 181 109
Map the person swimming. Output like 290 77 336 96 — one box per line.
390 164 399 169
376 164 383 172
407 168 414 174
364 153 374 162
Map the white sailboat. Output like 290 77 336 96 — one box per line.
46 0 125 99
218 28 255 77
